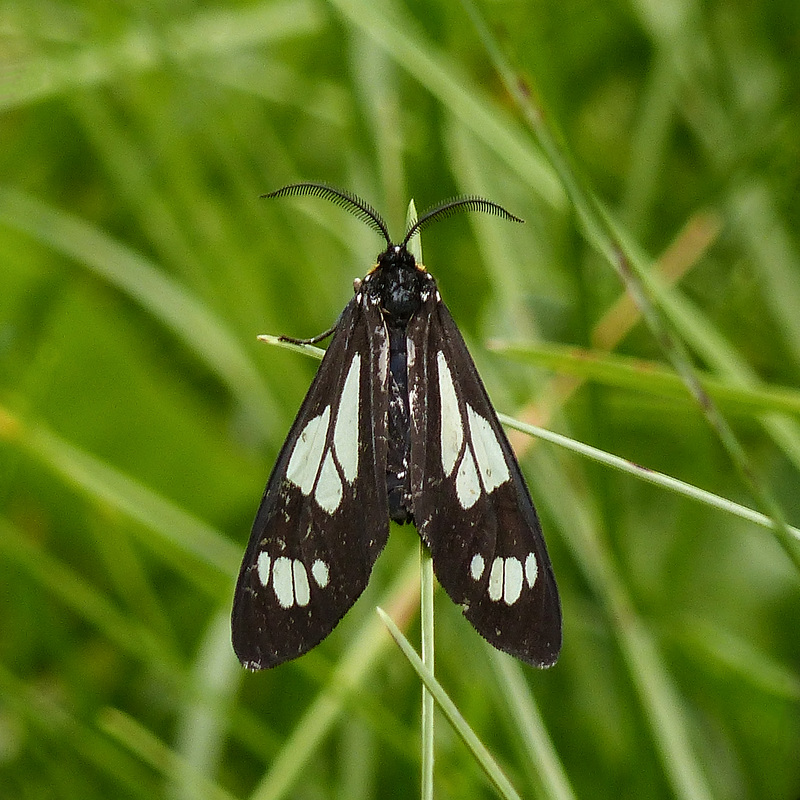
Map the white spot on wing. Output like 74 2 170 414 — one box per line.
456 449 481 509
256 552 271 586
503 557 523 605
377 333 389 384
488 557 503 601
525 553 538 588
311 559 329 588
272 556 294 608
470 553 485 581
437 352 463 476
293 560 311 607
287 406 331 495
315 451 342 514
333 353 360 483
466 404 510 492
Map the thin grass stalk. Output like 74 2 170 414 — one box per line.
378 609 523 800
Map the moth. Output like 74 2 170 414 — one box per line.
232 183 561 669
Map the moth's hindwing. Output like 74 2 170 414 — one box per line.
232 298 390 669
408 294 562 667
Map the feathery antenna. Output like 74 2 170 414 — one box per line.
263 183 392 246
403 197 523 246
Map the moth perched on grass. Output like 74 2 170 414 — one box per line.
232 183 561 669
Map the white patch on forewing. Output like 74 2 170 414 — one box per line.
456 449 481 509
286 406 331 495
315 451 343 514
311 559 329 588
333 354 360 483
525 552 538 588
266 557 319 608
485 557 526 605
488 557 504 601
436 350 510 509
293 559 311 607
256 552 271 586
470 553 485 581
437 352 463 476
466 405 510 492
503 557 523 605
272 556 294 608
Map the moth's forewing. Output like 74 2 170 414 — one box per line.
232 298 390 669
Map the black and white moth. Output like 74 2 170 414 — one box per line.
232 183 561 669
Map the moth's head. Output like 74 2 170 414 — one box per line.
377 243 417 273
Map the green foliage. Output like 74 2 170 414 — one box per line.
1 0 799 798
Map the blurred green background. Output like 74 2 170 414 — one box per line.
1 0 799 798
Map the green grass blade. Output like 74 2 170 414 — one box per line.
490 653 577 800
500 412 800 545
0 518 183 672
2 406 239 589
526 450 715 800
249 554 420 800
0 0 323 110
0 188 277 436
494 340 800 418
325 0 564 209
0 665 159 798
172 611 243 800
378 609 523 800
99 708 239 800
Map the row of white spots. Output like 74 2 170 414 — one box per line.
470 552 538 605
437 351 510 510
285 354 361 514
257 553 330 609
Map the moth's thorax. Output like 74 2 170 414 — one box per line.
363 243 431 326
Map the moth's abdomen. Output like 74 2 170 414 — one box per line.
386 322 413 524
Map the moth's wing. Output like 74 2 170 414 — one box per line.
408 294 561 667
232 297 390 669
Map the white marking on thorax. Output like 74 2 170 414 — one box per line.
378 338 389 385
437 352 463 476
